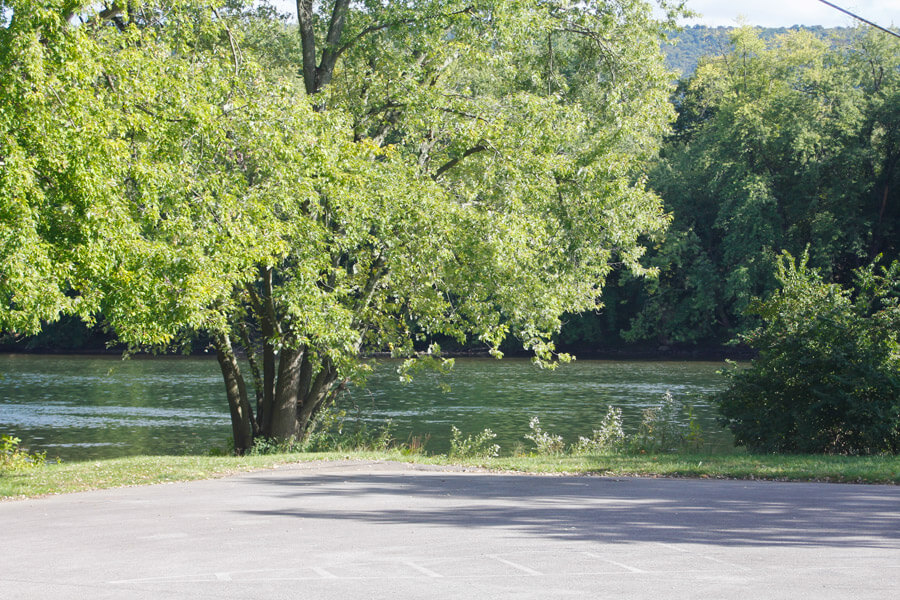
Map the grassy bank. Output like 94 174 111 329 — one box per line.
2 451 898 500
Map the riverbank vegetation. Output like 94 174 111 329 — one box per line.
3 393 899 499
0 435 45 473
3 451 899 500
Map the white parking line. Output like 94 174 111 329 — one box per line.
215 572 232 581
312 567 338 579
402 560 444 578
654 542 751 571
583 552 646 573
487 555 543 576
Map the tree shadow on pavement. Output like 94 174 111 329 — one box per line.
238 470 900 549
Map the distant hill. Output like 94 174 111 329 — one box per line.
662 25 853 75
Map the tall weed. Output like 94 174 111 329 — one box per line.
449 426 500 459
573 406 626 455
524 416 565 455
629 392 688 453
1 435 46 473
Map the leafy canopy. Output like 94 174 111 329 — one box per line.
2 0 677 357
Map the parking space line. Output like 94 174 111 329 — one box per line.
402 560 444 578
583 552 646 573
487 555 543 576
654 542 751 571
312 567 338 579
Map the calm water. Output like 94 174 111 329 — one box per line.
0 354 733 461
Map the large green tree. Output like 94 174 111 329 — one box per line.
1 0 678 452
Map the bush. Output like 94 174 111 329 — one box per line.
629 392 689 453
449 426 500 459
524 416 565 455
573 406 626 454
715 253 900 454
1 435 46 473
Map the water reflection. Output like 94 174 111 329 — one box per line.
0 355 229 461
345 358 732 453
0 354 733 460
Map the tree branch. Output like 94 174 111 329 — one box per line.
552 25 618 82
331 6 475 70
260 265 281 337
316 0 351 89
433 145 487 180
351 254 389 328
237 319 263 413
134 103 185 123
212 7 241 77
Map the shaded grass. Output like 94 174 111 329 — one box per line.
2 450 899 500
462 453 900 483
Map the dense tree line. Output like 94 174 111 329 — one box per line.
562 25 900 351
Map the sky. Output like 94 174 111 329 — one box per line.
676 0 900 28
268 1 900 28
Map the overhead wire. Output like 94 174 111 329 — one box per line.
816 0 900 39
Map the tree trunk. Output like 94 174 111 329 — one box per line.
262 348 342 442
268 347 305 439
297 361 337 431
215 333 256 454
259 267 278 434
296 0 318 95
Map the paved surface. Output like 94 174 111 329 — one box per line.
1 460 899 599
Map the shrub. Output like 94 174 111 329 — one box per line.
573 406 626 454
524 416 565 455
715 253 900 454
1 435 46 473
629 392 688 453
449 426 500 459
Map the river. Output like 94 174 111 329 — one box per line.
0 354 734 461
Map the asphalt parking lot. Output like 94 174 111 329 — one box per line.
2 460 899 599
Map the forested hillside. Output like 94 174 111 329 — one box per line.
662 25 852 74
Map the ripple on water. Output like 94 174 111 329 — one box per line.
1 355 734 458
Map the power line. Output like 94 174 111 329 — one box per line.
816 0 900 39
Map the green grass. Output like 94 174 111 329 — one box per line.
2 450 898 500
0 454 337 500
